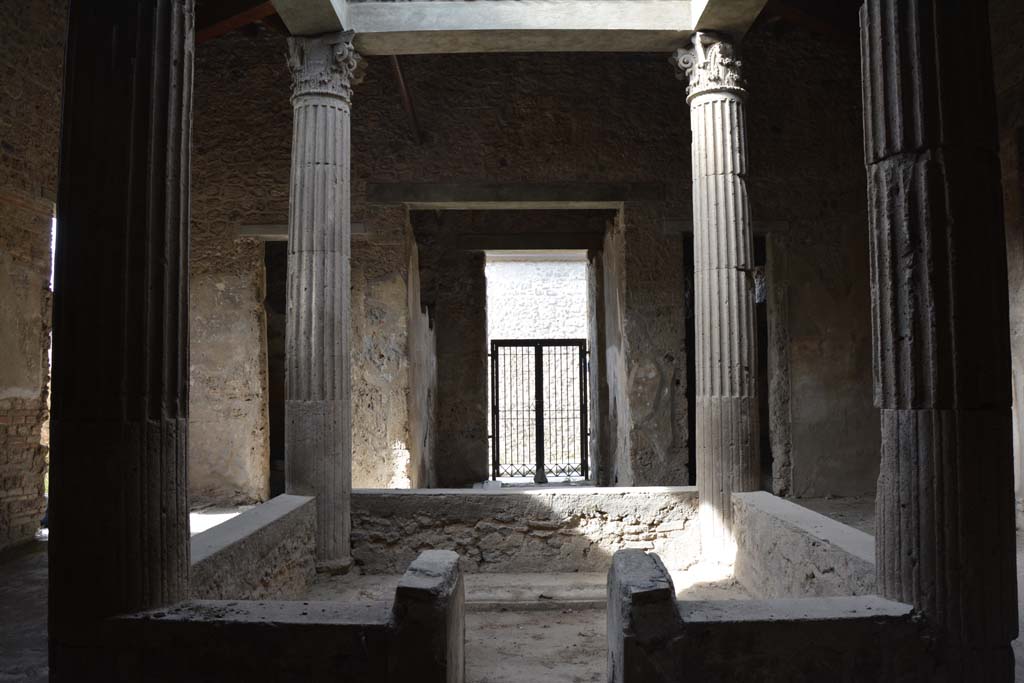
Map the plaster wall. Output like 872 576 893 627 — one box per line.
744 29 878 497
990 0 1024 527
188 31 283 506
0 0 65 550
351 233 416 489
406 233 438 488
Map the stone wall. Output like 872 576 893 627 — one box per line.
190 494 316 600
0 0 66 550
351 228 415 488
415 212 490 487
744 28 879 498
188 27 284 505
990 0 1024 527
485 256 588 341
350 487 700 574
406 232 438 488
189 25 880 500
621 202 688 486
732 492 876 599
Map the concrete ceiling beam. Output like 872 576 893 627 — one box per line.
691 0 770 41
349 0 693 55
271 0 347 36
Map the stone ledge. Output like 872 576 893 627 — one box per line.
733 491 876 599
190 494 315 600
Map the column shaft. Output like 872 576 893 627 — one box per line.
49 1 194 676
285 32 362 572
861 1 1017 677
675 36 760 556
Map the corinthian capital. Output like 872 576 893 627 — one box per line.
671 33 745 101
287 31 365 104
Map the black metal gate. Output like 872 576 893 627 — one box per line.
490 339 589 482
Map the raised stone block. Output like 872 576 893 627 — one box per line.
391 549 465 683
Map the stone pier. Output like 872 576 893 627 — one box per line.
861 0 1018 677
285 31 363 573
47 1 195 677
673 34 760 558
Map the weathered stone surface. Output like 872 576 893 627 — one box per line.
351 487 700 574
48 1 194 677
285 31 361 569
390 549 465 683
187 21 286 506
107 600 395 681
607 550 931 683
674 34 759 555
862 0 1018 677
607 549 682 683
190 495 316 600
0 0 65 551
106 550 464 682
733 492 875 599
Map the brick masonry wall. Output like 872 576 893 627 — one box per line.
0 0 66 550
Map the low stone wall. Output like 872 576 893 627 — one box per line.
607 549 929 683
733 491 875 598
108 550 465 683
190 494 315 600
351 486 700 574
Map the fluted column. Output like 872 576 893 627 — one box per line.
673 34 760 558
49 1 194 677
285 31 362 573
861 1 1017 678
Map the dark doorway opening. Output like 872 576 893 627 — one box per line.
265 241 287 497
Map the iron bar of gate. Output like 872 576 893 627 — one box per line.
534 344 546 484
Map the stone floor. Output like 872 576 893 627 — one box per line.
306 565 747 683
2 524 1023 681
0 538 48 683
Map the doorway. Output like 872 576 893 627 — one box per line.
485 251 591 484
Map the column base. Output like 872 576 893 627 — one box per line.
316 557 353 576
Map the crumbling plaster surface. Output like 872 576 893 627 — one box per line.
350 487 700 574
0 0 65 550
351 230 416 488
406 232 438 488
990 0 1024 528
188 29 291 505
